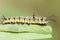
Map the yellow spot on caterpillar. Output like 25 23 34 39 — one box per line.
10 20 15 22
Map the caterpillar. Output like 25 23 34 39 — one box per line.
1 14 56 25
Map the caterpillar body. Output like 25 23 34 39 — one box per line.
1 14 52 25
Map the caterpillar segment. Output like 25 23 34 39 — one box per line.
38 17 49 25
10 17 15 24
24 16 29 23
19 16 24 24
2 18 10 24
